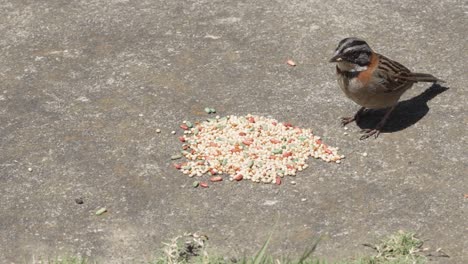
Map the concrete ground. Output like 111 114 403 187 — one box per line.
1 0 466 263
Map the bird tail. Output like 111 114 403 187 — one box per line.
398 72 445 83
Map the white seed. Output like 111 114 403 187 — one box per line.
362 152 368 157
171 131 176 135
156 129 161 133
28 167 33 172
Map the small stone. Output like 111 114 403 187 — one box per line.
156 129 161 133
362 152 368 157
344 132 348 135
75 198 84 204
301 198 307 202
28 167 33 172
290 181 296 185
171 131 176 135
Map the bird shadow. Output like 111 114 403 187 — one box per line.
356 84 449 133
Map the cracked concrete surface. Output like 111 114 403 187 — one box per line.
0 0 466 263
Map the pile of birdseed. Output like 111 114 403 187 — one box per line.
172 114 344 184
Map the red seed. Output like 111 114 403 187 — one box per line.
287 138 294 143
315 139 322 145
248 117 255 123
275 176 281 185
180 124 189 130
200 182 209 188
234 174 243 181
178 136 186 142
242 138 253 145
270 139 281 144
209 168 217 175
239 132 247 136
210 176 223 182
182 145 189 150
283 122 293 128
173 163 182 169
282 152 293 158
271 121 277 126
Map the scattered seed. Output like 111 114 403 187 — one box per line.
286 59 296 66
200 182 208 188
28 167 33 172
234 174 243 181
290 181 296 185
171 154 183 160
156 129 161 133
178 136 186 142
301 198 307 202
210 176 223 182
171 131 176 135
95 208 107 215
362 152 368 157
180 124 189 130
275 176 281 185
193 181 199 188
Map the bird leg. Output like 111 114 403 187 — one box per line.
341 107 366 126
360 105 396 140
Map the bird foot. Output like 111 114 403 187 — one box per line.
360 128 381 140
341 116 356 126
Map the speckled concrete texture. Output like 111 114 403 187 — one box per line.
0 0 466 263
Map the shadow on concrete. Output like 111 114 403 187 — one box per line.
355 84 449 133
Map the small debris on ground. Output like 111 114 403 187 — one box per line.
286 59 296 66
75 198 84 204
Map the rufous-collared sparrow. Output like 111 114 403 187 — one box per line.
329 37 444 139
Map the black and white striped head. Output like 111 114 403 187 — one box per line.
329 37 373 66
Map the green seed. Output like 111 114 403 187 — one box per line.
272 149 283 154
247 160 254 168
95 208 107 216
182 165 192 170
186 121 193 128
193 128 199 135
204 107 212 113
222 159 228 166
209 108 216 113
193 181 199 188
171 154 183 160
298 136 307 141
277 170 285 175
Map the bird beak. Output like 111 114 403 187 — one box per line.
329 54 343 63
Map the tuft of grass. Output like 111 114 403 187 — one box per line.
32 230 428 264
30 256 91 264
359 231 426 264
